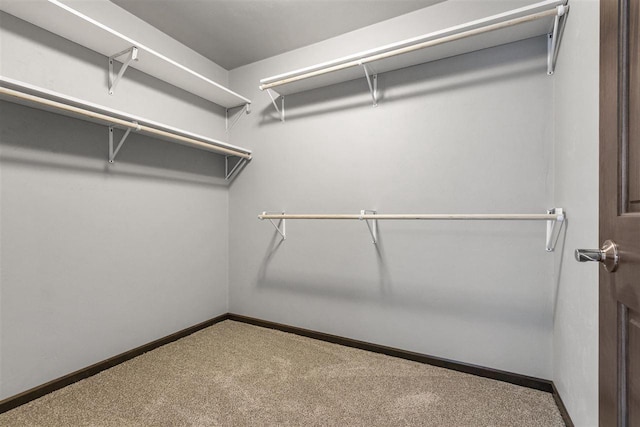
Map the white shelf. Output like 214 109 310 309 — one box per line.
0 0 251 109
0 76 252 177
260 0 568 97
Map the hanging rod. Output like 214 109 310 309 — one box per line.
259 1 567 92
0 78 252 161
258 213 563 221
259 209 565 251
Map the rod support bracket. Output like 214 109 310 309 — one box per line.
108 123 137 163
360 63 378 107
225 103 252 132
267 89 284 123
225 155 249 180
360 209 378 244
109 46 138 95
266 89 285 122
547 5 568 75
545 208 565 251
261 211 286 240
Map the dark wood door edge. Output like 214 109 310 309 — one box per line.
0 313 230 414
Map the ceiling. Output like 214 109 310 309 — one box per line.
110 0 441 70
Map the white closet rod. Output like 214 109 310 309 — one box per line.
0 86 252 160
259 213 561 221
259 7 560 91
259 209 565 250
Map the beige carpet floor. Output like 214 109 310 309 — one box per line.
0 320 565 426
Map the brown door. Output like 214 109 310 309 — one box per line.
599 0 640 425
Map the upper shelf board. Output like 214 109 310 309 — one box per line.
260 0 568 96
0 76 252 159
0 0 251 109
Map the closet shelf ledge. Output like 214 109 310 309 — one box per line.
0 0 251 109
259 0 568 100
0 77 252 165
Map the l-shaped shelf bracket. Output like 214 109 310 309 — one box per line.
225 156 249 180
545 207 565 251
109 46 138 95
266 89 285 122
108 123 139 163
360 64 378 107
226 103 252 132
261 211 287 240
360 210 378 243
547 5 568 75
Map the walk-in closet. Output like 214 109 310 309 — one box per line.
1 0 637 425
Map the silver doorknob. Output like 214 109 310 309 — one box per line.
575 240 619 272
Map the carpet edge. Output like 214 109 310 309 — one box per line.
0 313 230 414
551 382 575 427
228 313 573 427
0 312 575 427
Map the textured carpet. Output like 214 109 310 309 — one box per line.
0 320 565 426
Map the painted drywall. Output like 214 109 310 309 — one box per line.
552 0 600 425
0 11 231 399
228 1 556 379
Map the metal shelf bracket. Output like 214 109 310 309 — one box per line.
261 211 286 240
225 103 251 132
108 123 139 163
545 207 565 251
267 89 285 122
547 5 568 75
360 63 378 107
225 156 249 180
360 209 378 244
109 46 138 95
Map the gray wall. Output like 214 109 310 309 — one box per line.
228 1 556 379
0 11 231 399
552 0 599 425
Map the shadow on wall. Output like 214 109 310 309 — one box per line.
0 102 229 186
258 36 548 125
256 225 551 331
258 226 393 295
